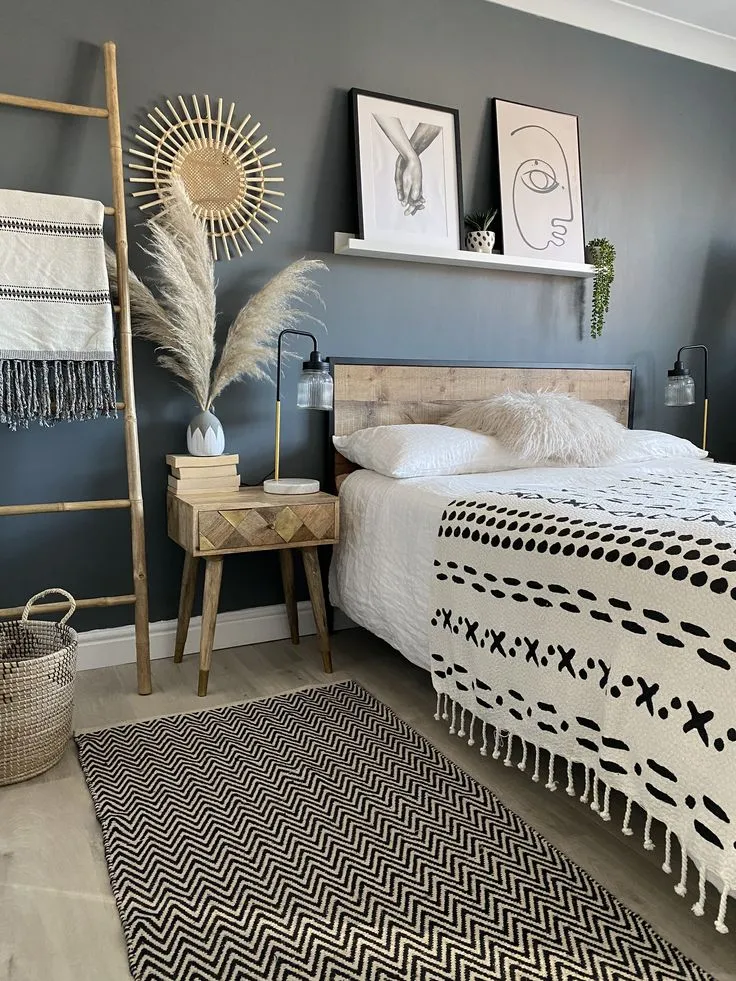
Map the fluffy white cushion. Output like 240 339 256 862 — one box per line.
606 429 708 465
445 391 626 467
332 424 520 478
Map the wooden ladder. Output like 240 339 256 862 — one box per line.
0 42 151 695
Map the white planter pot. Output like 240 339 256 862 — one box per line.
186 410 225 457
465 229 495 253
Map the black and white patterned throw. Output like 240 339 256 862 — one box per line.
0 188 117 428
77 682 709 979
430 464 736 933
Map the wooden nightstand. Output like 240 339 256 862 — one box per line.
167 487 339 696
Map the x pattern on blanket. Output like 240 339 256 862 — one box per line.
511 468 736 529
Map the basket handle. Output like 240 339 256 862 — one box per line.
21 589 77 627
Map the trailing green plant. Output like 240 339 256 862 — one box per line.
587 238 616 339
464 209 498 231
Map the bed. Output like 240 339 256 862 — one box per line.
328 359 735 933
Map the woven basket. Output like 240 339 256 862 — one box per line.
0 589 78 785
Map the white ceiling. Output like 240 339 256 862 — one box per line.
630 0 736 37
483 0 736 71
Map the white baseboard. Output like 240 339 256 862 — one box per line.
76 602 354 672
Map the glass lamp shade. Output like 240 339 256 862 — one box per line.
296 363 333 410
664 372 695 406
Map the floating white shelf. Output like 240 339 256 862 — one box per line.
334 233 596 279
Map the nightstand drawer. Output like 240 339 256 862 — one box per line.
198 501 338 552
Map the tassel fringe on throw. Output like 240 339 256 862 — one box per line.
0 359 117 429
437 695 732 934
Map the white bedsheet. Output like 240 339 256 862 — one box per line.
329 459 712 671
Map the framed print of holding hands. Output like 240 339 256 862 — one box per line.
351 89 464 251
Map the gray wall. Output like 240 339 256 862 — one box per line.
1 0 735 630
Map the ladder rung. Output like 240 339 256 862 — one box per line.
116 401 126 410
0 41 152 694
113 304 121 312
0 499 131 517
0 91 108 118
0 594 136 619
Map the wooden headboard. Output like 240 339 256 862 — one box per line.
330 359 635 489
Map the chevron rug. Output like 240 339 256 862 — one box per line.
76 681 710 980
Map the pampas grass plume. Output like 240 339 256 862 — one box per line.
106 179 326 410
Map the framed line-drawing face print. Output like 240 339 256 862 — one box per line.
493 99 585 263
351 89 464 251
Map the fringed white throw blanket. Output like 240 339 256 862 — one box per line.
0 188 116 428
429 463 736 932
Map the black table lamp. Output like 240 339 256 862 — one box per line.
263 329 333 495
664 344 708 451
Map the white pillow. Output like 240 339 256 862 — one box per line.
332 424 520 478
606 429 708 464
445 391 626 467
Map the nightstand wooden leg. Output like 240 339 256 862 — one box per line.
279 549 299 645
198 556 223 696
174 552 199 663
301 547 332 674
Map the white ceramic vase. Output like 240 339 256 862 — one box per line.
186 409 225 457
465 229 495 254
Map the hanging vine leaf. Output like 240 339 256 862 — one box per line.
587 238 616 339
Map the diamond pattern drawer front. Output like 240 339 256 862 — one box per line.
198 502 337 552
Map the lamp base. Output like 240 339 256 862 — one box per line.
263 477 320 495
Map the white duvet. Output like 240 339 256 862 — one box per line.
330 458 714 670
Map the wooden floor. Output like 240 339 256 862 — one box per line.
1 627 734 980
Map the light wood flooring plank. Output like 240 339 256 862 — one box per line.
0 885 129 981
1 628 733 980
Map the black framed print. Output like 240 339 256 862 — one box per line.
493 99 585 263
351 89 464 251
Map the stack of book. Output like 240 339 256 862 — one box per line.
166 454 241 497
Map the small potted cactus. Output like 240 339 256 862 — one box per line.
464 210 498 253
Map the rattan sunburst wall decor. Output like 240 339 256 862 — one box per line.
128 94 284 260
